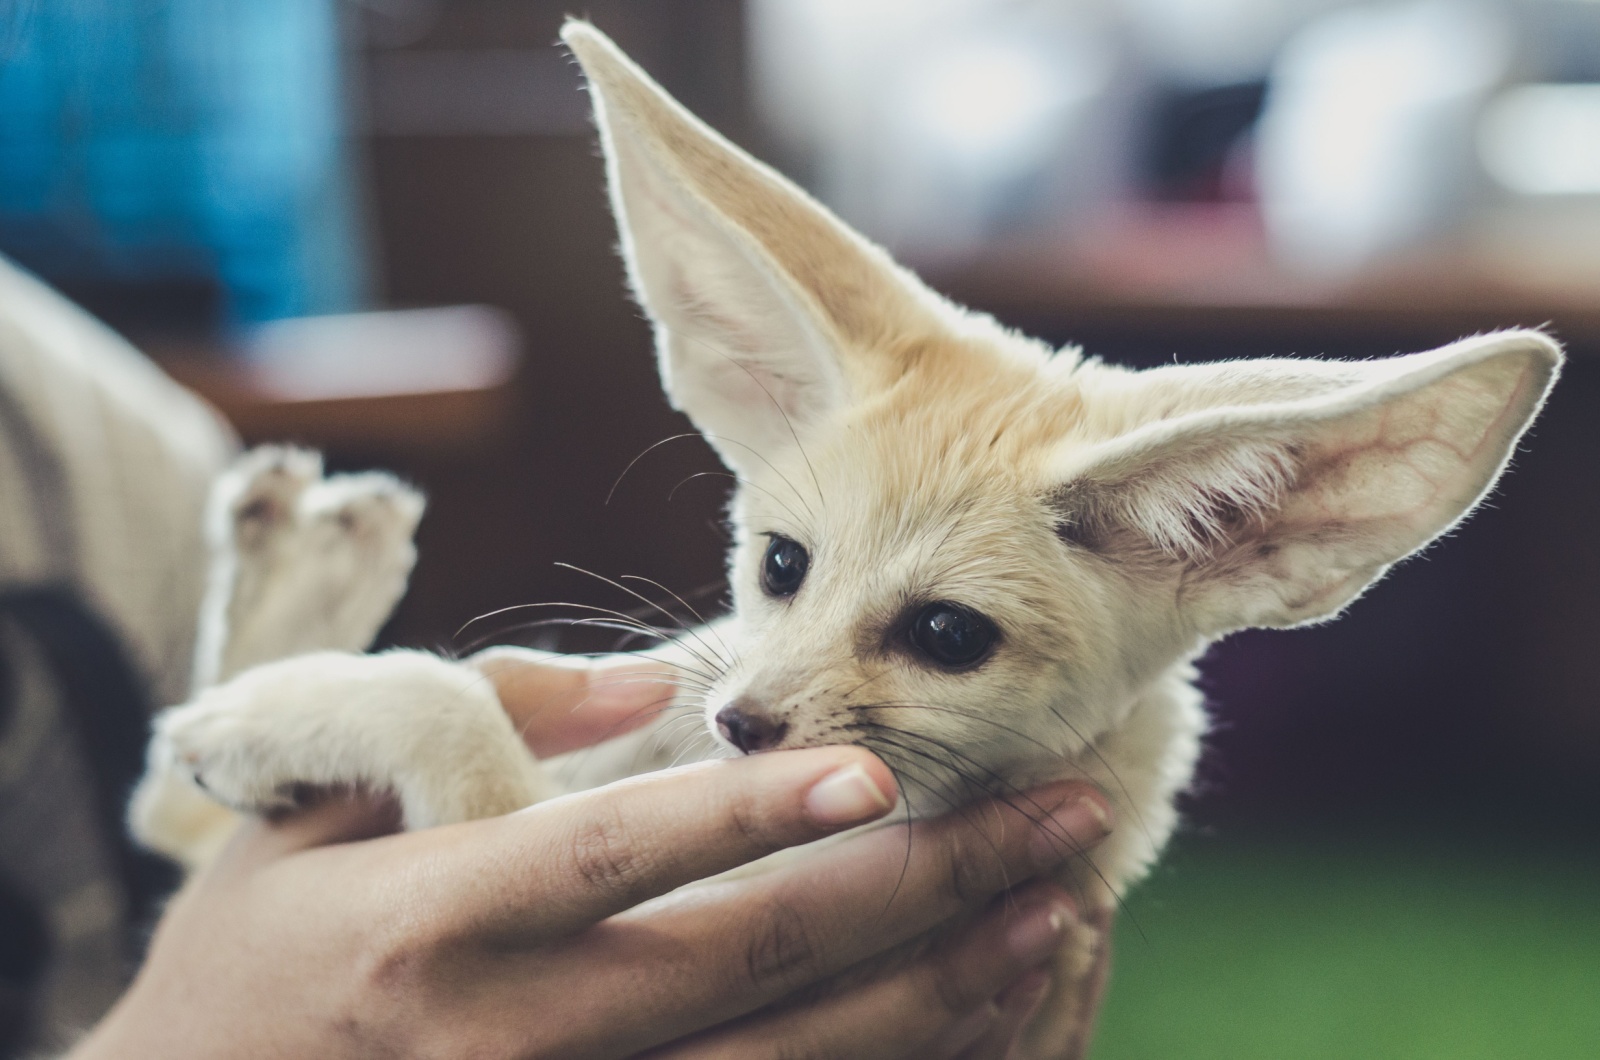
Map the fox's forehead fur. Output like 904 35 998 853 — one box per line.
563 22 1561 890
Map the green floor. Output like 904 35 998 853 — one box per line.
1091 828 1600 1059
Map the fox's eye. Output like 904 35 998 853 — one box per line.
911 603 997 669
761 535 809 597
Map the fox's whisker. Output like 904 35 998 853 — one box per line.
554 563 732 673
850 731 1015 895
676 330 826 515
462 616 724 688
606 431 706 507
666 469 813 534
619 574 736 667
457 598 727 680
1040 702 1156 851
849 722 1137 934
848 698 1155 851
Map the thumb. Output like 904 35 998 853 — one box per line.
469 646 682 756
260 790 404 855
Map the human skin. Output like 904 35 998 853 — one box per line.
73 657 1113 1059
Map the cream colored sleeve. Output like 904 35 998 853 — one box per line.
0 255 237 707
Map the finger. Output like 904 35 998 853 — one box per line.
598 781 1111 1030
408 746 899 938
468 646 684 756
233 790 403 863
639 883 1075 1060
951 968 1053 1060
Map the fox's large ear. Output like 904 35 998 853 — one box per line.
1051 331 1561 634
562 22 941 474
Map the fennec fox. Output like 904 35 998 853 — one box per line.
131 22 1562 1057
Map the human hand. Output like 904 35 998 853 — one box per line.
76 654 1112 1059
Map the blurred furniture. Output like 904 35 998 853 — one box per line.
150 305 520 452
921 209 1600 346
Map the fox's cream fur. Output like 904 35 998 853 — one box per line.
131 23 1562 1058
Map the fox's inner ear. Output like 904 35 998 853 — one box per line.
563 22 941 475
1051 331 1561 634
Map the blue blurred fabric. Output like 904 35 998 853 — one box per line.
0 0 366 323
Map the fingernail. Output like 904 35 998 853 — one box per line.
1006 900 1071 964
805 763 894 826
1030 792 1113 869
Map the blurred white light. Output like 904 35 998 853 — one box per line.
1256 0 1509 274
1479 84 1600 195
245 306 516 400
1124 0 1332 84
747 0 1121 249
901 41 1106 177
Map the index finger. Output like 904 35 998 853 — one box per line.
392 745 902 939
468 646 684 756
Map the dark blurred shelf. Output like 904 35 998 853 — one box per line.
918 208 1600 347
149 305 520 452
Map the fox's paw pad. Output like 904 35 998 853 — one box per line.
214 446 324 552
304 473 425 551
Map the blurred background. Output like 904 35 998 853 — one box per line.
1 0 1597 1055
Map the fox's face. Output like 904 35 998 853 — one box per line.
564 26 1560 821
713 342 1183 812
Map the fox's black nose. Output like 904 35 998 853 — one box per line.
716 700 787 753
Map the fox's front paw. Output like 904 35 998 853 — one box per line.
157 692 311 816
157 651 549 830
296 469 426 601
199 446 426 684
215 444 324 553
